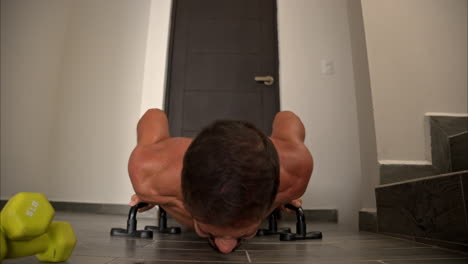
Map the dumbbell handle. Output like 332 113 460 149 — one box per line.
0 229 8 261
6 233 48 259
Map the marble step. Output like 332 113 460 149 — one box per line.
450 131 468 171
375 170 468 252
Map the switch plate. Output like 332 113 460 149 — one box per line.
321 59 335 75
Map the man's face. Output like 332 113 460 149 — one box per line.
194 219 261 254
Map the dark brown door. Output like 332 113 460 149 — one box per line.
165 0 280 137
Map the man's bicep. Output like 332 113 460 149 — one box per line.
271 111 306 143
137 109 170 145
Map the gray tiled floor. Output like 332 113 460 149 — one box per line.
3 212 467 264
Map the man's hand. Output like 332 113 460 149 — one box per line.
129 194 156 212
280 198 302 214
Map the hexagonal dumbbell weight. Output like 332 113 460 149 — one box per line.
1 192 55 240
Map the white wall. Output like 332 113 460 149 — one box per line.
50 0 151 203
347 0 379 210
361 0 468 162
1 0 153 204
140 0 172 113
1 0 72 198
277 0 362 227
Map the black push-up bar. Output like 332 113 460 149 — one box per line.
110 203 322 241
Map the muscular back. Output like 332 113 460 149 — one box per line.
128 109 313 229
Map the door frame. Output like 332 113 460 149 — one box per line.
163 0 179 116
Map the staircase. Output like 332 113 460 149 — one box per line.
363 115 468 252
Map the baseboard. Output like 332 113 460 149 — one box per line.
0 200 159 218
280 209 338 222
0 200 127 214
0 200 338 222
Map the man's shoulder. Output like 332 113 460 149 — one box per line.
131 137 192 173
129 137 192 198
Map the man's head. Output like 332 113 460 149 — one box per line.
181 120 280 251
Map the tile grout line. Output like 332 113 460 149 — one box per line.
245 250 252 263
450 130 468 138
103 257 117 264
103 258 246 263
380 247 432 250
376 170 468 188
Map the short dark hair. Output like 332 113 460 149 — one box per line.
182 120 280 227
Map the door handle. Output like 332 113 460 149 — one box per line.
254 76 274 86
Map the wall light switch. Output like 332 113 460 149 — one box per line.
321 59 335 75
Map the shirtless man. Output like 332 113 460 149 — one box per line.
128 109 313 254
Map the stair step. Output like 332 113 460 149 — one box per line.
380 163 436 185
430 116 468 174
380 116 467 185
450 131 468 171
375 170 468 252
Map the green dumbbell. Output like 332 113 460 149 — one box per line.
0 192 77 262
1 192 55 240
0 228 6 261
6 221 76 262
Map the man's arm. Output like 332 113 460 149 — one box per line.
271 111 313 207
271 111 306 143
137 108 170 145
129 109 172 207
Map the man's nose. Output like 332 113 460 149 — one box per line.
214 237 238 254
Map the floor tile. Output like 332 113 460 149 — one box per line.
3 211 466 264
247 244 467 263
3 255 115 264
382 258 468 264
108 259 246 264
